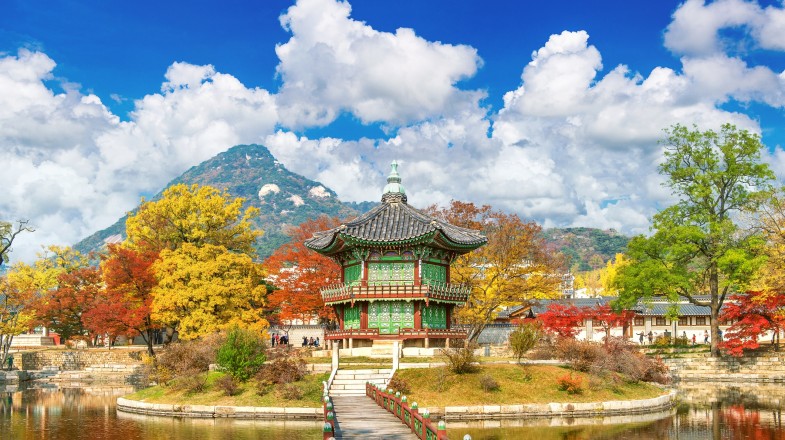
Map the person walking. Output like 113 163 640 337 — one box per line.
692 334 696 345
302 336 308 347
638 331 645 345
647 331 653 345
274 333 280 346
704 330 709 344
271 333 276 347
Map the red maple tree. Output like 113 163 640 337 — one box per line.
538 303 585 338
264 216 342 329
35 266 103 342
720 291 785 357
584 304 635 344
97 244 160 355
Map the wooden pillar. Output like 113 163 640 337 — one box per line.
414 302 422 330
362 260 369 287
337 305 345 330
361 302 368 329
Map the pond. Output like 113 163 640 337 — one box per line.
0 384 322 440
2 381 785 439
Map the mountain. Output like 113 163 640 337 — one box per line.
75 144 630 266
541 227 630 272
74 144 362 259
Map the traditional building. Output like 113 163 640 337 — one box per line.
305 162 486 356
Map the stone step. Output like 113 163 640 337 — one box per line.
332 378 387 385
330 383 369 390
333 372 390 379
329 390 367 396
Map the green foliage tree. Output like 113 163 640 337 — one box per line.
615 124 774 357
508 321 543 364
0 220 34 267
216 326 267 381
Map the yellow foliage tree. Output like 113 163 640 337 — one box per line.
599 253 628 294
429 202 563 341
0 273 36 367
151 243 269 340
125 184 261 254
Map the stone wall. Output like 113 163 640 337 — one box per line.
665 354 785 383
20 349 145 371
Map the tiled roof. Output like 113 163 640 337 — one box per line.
502 296 727 318
305 199 487 250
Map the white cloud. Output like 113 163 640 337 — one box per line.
274 0 481 127
665 0 785 55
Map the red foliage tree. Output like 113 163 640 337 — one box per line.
264 216 342 329
98 244 160 355
584 304 635 344
35 267 103 342
538 303 585 338
720 291 785 357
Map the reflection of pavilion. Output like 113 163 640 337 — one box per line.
305 162 486 359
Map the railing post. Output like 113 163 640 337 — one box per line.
322 422 333 440
437 420 447 439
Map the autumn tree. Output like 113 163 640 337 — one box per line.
151 243 269 340
0 273 36 368
0 220 34 268
584 303 634 344
429 201 563 341
720 291 785 356
33 266 103 342
264 216 341 328
125 183 261 254
616 124 774 357
98 244 160 355
538 303 585 338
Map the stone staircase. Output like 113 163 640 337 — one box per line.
329 368 391 397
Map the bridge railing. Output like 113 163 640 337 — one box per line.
322 395 335 440
366 381 448 440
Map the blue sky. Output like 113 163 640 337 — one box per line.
2 0 785 262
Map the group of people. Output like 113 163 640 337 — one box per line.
302 336 320 347
270 333 289 347
637 329 722 345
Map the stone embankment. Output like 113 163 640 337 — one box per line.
19 349 145 371
116 397 322 419
665 354 785 383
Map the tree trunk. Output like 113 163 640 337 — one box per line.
145 329 155 357
709 263 721 357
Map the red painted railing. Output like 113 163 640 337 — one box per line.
321 282 470 305
322 395 335 439
365 382 448 440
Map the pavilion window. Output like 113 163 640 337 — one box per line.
421 262 447 284
678 317 688 326
634 317 644 326
368 262 415 285
344 304 361 330
655 317 666 326
696 317 706 325
344 264 362 285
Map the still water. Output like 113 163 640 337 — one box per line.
0 384 322 440
2 382 785 439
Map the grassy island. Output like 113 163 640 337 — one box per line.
392 364 667 408
125 371 329 408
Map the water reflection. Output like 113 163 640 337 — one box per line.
449 383 785 439
0 384 321 440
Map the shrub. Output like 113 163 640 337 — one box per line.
149 333 224 385
388 375 411 395
557 373 583 394
216 326 267 381
172 373 208 393
216 374 240 396
276 383 303 400
654 335 670 346
480 374 500 392
256 349 308 386
509 321 543 363
555 337 670 385
441 344 479 374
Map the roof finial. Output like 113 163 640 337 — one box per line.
382 160 407 203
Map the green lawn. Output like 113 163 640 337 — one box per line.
393 364 666 407
125 371 329 407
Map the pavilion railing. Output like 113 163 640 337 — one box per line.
324 328 467 340
320 281 470 304
366 382 448 440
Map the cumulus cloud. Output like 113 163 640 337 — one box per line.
0 51 280 263
5 0 785 265
274 0 482 127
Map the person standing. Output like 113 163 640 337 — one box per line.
271 333 276 347
638 331 645 345
704 330 709 344
302 336 308 347
692 334 696 345
647 331 653 345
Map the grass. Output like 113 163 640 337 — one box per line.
393 364 666 407
125 371 329 407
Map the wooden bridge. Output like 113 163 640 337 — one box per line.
322 383 448 440
331 395 419 439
